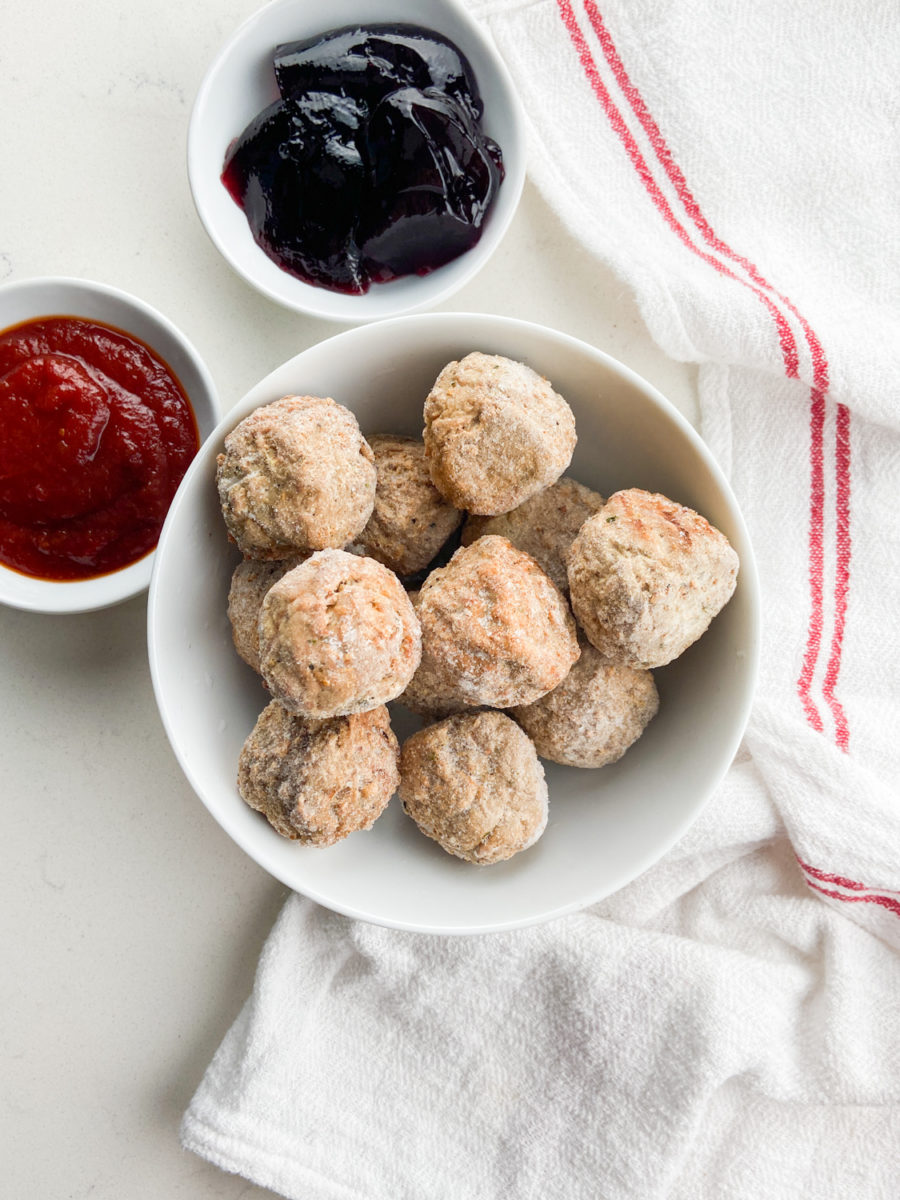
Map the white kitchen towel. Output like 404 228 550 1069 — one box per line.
182 2 900 1196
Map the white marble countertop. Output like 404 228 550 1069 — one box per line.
0 2 696 1196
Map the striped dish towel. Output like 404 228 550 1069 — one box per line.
181 3 900 1197
477 0 900 930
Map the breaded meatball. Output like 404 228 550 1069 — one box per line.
423 352 577 515
409 535 580 710
462 476 605 593
567 489 740 669
399 711 548 864
511 636 658 767
396 589 469 720
227 555 307 673
258 549 421 718
350 434 462 576
398 656 471 722
216 395 376 559
238 701 398 844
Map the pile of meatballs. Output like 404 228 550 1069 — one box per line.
217 352 739 866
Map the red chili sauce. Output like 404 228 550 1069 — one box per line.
0 315 199 581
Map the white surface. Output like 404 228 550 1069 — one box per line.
0 275 220 613
149 313 753 934
0 1 696 1196
189 0 527 320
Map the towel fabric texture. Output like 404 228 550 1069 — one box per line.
182 2 900 1196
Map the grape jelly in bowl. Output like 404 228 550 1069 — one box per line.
188 0 526 322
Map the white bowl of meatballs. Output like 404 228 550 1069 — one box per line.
148 313 760 934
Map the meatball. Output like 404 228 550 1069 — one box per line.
399 656 472 722
216 395 376 559
408 535 580 710
567 489 740 669
238 701 398 844
462 476 605 594
399 711 548 864
511 637 658 767
423 352 577 515
227 555 307 673
258 549 421 718
350 434 462 576
396 589 468 720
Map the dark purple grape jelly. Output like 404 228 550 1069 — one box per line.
274 24 483 120
221 23 505 295
222 93 368 293
359 89 503 283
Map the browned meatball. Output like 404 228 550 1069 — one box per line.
227 555 307 673
238 701 398 844
350 434 463 576
216 395 376 559
407 535 580 711
396 589 469 720
567 489 740 669
258 549 421 718
511 637 659 767
398 657 472 722
399 711 548 864
462 476 605 594
423 352 577 515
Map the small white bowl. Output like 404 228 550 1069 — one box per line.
187 0 526 322
148 313 760 935
0 276 220 615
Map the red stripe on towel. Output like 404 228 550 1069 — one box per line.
796 388 827 733
583 0 819 368
800 859 900 919
564 0 852 747
554 0 801 377
799 859 900 896
804 878 900 919
822 402 852 749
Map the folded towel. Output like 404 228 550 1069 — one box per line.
182 2 900 1195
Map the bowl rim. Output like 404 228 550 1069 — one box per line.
186 0 528 322
0 274 221 615
147 311 761 934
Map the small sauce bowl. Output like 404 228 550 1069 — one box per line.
0 276 220 614
187 0 526 322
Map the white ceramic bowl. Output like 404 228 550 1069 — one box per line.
0 276 220 615
187 0 526 322
148 313 760 934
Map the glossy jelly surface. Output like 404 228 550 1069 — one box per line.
221 23 504 294
0 316 199 581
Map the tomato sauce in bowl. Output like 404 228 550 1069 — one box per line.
0 315 199 581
